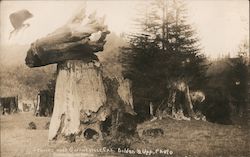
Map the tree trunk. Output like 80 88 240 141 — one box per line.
155 81 197 120
184 84 196 118
48 60 107 141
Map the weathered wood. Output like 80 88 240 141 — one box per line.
25 32 109 67
184 84 196 118
49 60 107 140
25 8 110 67
117 78 134 110
25 7 136 142
155 80 204 120
103 77 136 116
102 77 136 138
48 61 136 141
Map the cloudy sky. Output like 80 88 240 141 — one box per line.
0 0 249 58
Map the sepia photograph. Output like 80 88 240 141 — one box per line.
0 0 249 157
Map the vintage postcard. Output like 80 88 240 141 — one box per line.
0 0 249 157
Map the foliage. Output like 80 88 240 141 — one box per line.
204 55 248 124
0 64 56 100
120 0 208 120
227 57 248 118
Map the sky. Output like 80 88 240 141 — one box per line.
0 0 249 58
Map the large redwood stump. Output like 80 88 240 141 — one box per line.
49 60 107 140
24 7 136 142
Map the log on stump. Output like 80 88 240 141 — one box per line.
25 8 110 67
24 8 113 141
25 8 136 142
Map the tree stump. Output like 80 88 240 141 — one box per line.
25 7 136 142
156 80 199 120
49 60 107 141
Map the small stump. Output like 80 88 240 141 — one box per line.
27 122 37 130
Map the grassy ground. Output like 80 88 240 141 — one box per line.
134 118 249 157
1 112 249 157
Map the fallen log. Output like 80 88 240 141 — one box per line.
25 8 110 67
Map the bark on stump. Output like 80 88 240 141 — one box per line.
156 81 197 120
49 60 107 141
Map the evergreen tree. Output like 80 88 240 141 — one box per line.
228 39 249 117
122 33 167 119
158 0 207 88
121 0 208 120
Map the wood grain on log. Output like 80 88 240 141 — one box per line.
25 31 109 67
25 8 110 67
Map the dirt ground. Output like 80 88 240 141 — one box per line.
1 112 249 157
0 112 117 157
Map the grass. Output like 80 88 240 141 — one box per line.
1 112 249 157
134 118 249 157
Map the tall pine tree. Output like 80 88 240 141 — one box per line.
121 0 208 120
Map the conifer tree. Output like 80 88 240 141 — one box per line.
121 0 208 119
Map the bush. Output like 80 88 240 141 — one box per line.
202 88 232 125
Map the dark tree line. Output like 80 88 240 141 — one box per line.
120 0 208 121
